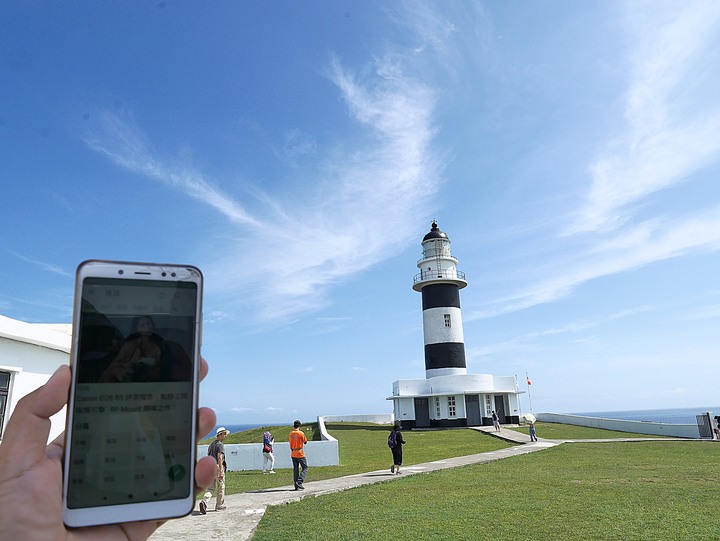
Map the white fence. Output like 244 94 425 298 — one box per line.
536 412 700 439
198 413 393 471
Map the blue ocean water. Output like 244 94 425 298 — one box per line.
203 423 268 440
571 406 720 425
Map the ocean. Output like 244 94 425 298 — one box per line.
570 406 720 425
202 407 720 438
203 423 272 440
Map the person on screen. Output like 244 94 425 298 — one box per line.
99 316 191 383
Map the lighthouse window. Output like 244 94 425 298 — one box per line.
448 396 456 418
444 314 451 328
435 397 441 418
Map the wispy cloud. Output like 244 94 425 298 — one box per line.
570 2 720 234
85 112 261 228
86 50 440 323
475 2 720 319
472 207 720 319
9 251 73 278
468 307 653 359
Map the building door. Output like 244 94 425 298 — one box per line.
494 395 506 423
414 397 430 428
465 395 481 426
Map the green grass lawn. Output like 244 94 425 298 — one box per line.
212 422 663 495
508 421 666 440
253 440 720 540
218 423 513 494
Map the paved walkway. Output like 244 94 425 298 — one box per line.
149 426 679 540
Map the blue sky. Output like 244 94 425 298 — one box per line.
2 2 720 424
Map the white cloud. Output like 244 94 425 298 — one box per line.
86 50 440 323
570 1 720 234
9 251 73 278
472 206 720 318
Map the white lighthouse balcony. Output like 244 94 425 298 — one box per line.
413 268 467 290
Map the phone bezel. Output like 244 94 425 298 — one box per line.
62 260 203 528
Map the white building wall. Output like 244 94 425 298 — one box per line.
0 319 71 443
394 397 415 423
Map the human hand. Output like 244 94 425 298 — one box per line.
0 359 217 540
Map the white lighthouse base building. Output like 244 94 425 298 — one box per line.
389 373 522 429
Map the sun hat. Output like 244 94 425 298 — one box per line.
216 426 230 436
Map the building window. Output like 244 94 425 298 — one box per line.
485 395 492 416
448 395 456 418
0 371 10 439
435 397 441 418
444 314 451 328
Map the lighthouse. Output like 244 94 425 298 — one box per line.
413 220 468 379
388 220 522 430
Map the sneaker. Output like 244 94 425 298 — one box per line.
199 501 207 515
263 471 267 474
215 505 227 511
390 465 395 473
269 470 276 474
295 484 305 490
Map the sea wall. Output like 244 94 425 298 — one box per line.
537 412 700 439
198 413 392 471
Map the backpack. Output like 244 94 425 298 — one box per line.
387 430 398 448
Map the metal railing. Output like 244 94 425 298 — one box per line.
413 269 466 284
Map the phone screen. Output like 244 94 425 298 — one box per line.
66 276 198 510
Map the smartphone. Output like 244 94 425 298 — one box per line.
63 260 203 527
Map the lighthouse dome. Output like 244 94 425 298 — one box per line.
423 220 448 241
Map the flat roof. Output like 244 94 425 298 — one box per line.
0 315 71 353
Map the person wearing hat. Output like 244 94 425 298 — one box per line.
288 420 308 490
200 426 230 513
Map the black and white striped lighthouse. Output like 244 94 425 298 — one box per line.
412 221 468 379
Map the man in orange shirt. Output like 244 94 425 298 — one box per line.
288 420 308 490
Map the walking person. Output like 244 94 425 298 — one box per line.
529 421 538 442
200 427 229 514
388 421 406 475
289 420 308 490
262 431 276 474
492 410 501 432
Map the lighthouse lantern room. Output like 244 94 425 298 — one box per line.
389 221 522 429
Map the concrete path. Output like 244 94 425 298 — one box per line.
150 427 557 541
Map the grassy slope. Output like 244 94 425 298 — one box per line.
219 423 512 494
254 441 720 540
508 421 666 440
214 422 666 495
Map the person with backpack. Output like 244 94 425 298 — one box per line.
199 426 229 514
388 421 406 474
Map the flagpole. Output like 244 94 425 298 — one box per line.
526 372 533 413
